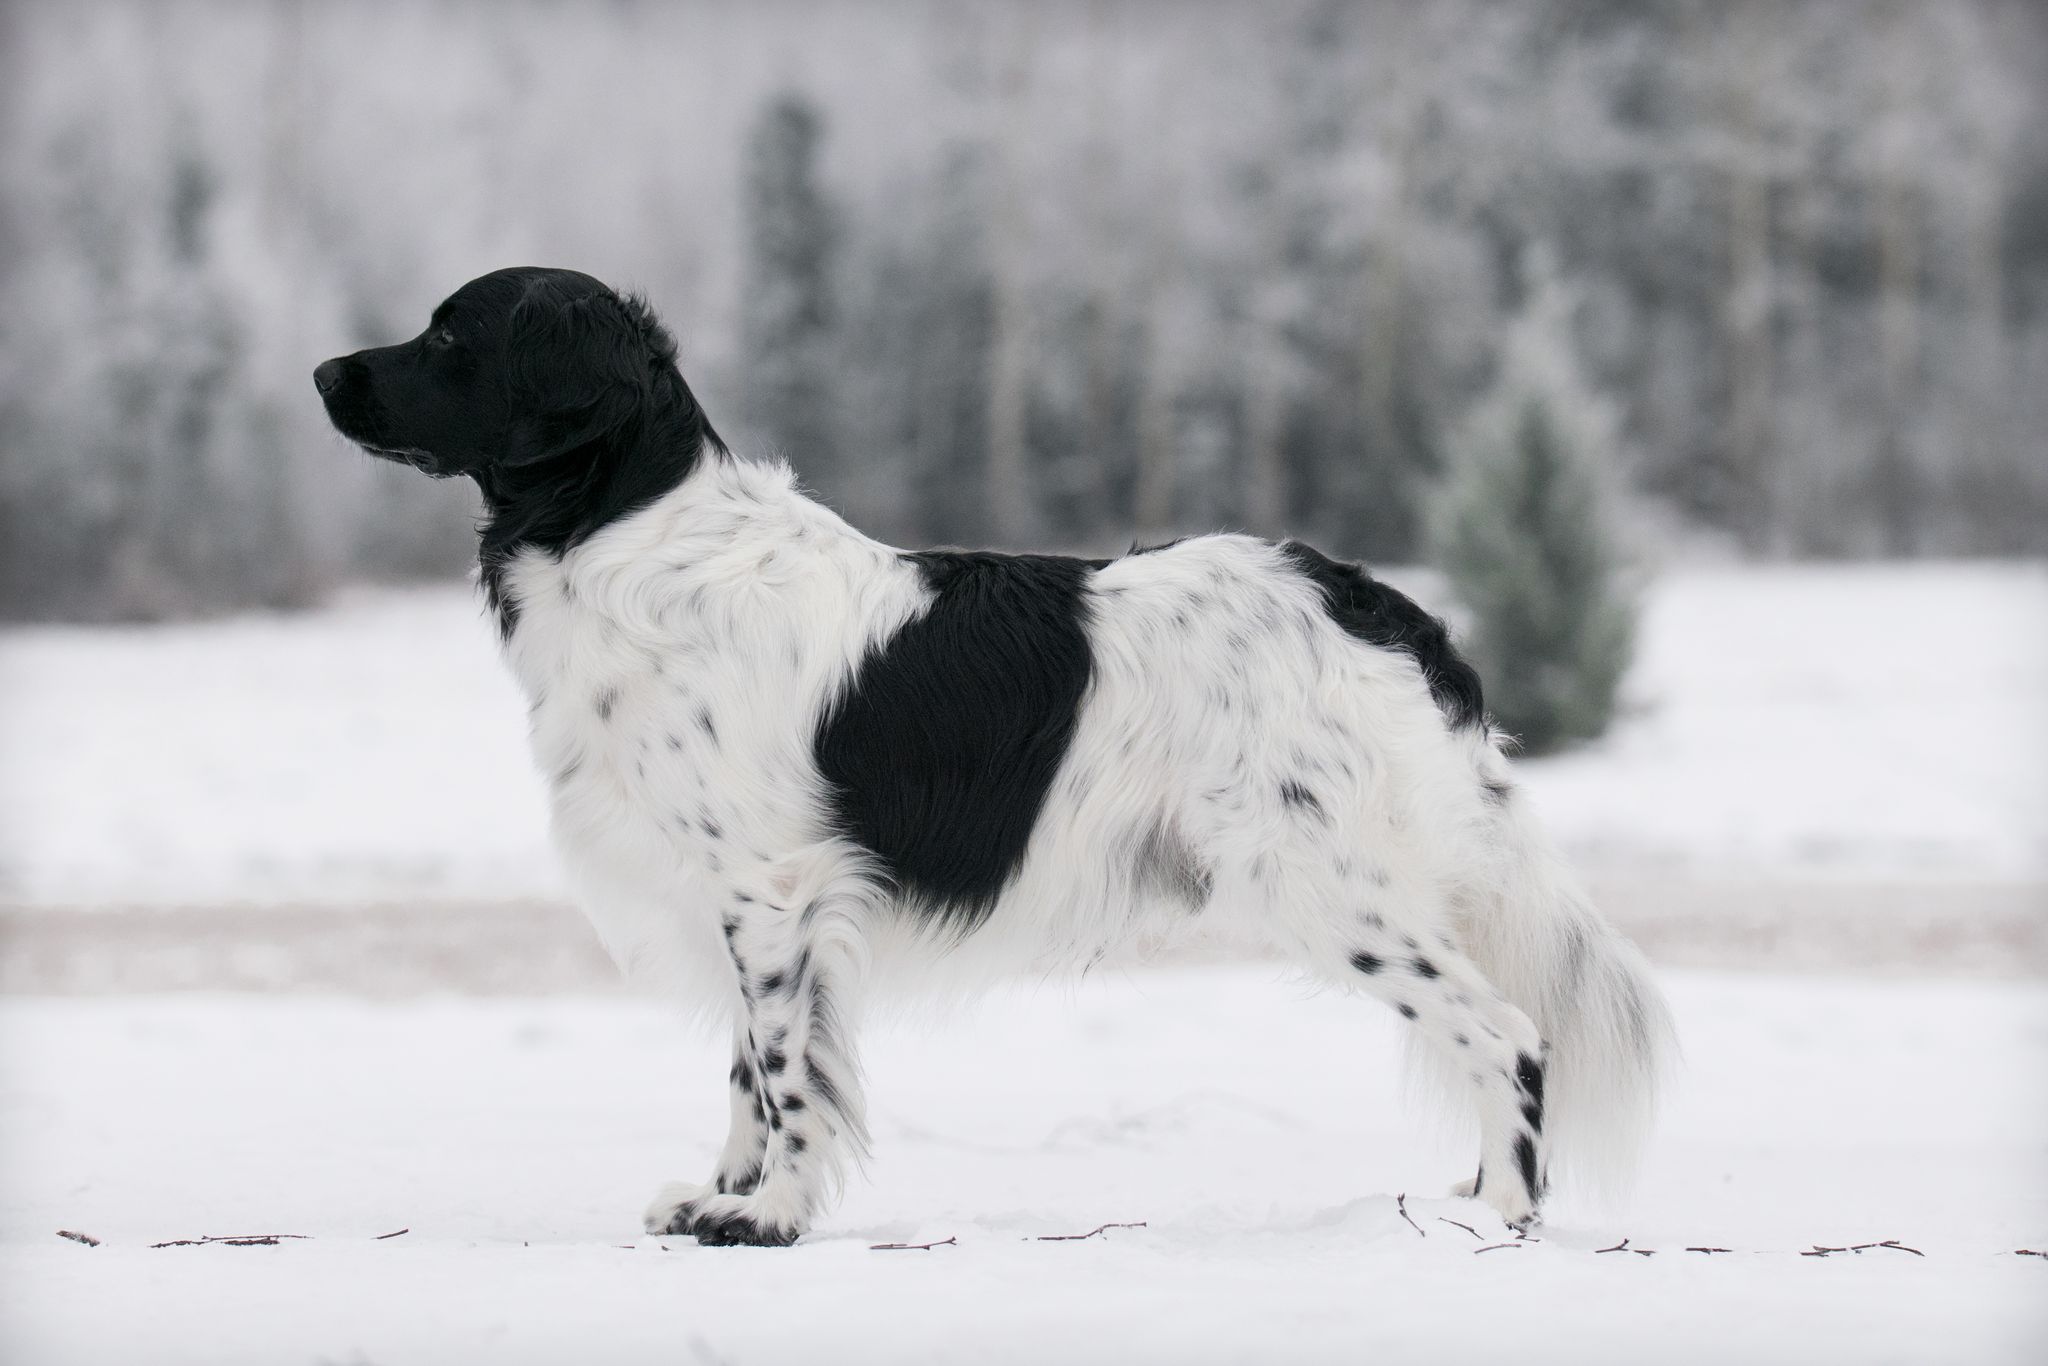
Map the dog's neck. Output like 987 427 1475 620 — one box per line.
472 365 726 637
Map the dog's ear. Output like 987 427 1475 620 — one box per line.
504 289 674 466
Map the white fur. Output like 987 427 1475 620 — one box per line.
495 452 1674 1240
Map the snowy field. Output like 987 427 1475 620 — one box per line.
1 562 2043 912
2 563 2044 1360
4 967 2045 1365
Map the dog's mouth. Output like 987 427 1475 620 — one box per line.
319 386 454 478
350 437 458 479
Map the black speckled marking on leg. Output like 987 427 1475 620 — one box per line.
716 1163 762 1197
1515 1051 1547 1133
1513 1132 1539 1201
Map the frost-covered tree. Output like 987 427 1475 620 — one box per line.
0 110 320 620
1429 261 1636 756
737 93 841 494
4 0 2045 623
863 140 998 545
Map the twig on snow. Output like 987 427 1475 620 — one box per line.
56 1230 100 1247
1395 1194 1425 1238
1474 1241 1524 1254
1438 1218 1482 1239
1685 1246 1732 1255
149 1233 311 1248
1593 1237 1657 1257
2014 1248 2046 1258
375 1228 409 1240
870 1236 959 1251
1034 1222 1148 1242
1801 1240 1924 1258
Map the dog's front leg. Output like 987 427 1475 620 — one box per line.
644 900 869 1247
705 1026 770 1195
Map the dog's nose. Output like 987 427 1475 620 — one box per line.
313 359 346 395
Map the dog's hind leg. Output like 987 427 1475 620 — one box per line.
1284 882 1551 1230
645 878 872 1247
1349 930 1548 1227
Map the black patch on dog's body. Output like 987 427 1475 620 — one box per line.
1276 540 1484 730
815 551 1094 931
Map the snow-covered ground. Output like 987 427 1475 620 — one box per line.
5 571 2042 1358
0 587 556 908
1 562 2042 910
3 966 2043 1364
1524 562 2048 880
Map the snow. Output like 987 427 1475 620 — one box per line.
2 966 2044 1364
1518 562 2048 880
0 587 561 907
1 562 2042 910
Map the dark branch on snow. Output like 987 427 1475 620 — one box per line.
1033 1221 1148 1242
870 1236 959 1251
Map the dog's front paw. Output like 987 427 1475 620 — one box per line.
1481 1184 1540 1233
689 1196 801 1247
643 1182 801 1247
644 1181 713 1235
1449 1168 1539 1231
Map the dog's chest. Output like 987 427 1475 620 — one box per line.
505 573 781 893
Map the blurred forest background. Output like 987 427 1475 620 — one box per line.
2 0 2045 626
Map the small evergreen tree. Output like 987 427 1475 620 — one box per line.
1429 259 1637 755
737 93 840 490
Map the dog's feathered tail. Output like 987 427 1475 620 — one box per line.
1427 772 1678 1203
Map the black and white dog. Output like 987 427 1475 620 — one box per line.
316 267 1672 1247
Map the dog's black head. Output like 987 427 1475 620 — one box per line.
317 267 724 633
315 266 686 480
